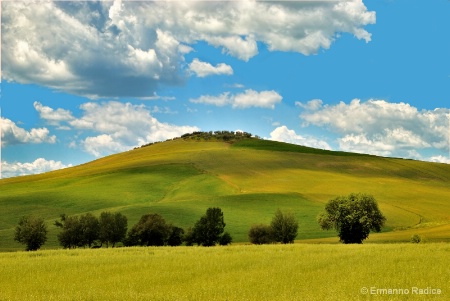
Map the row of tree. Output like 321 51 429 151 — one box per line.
14 193 386 251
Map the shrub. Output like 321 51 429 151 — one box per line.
248 224 274 245
410 234 423 243
219 232 232 246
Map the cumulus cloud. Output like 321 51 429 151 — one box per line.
190 89 282 109
2 0 375 98
34 101 74 126
188 59 233 78
1 117 56 146
1 158 72 178
269 126 331 150
298 99 450 158
35 101 199 157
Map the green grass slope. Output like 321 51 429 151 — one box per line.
1 138 450 250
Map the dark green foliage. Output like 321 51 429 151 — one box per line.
139 131 254 148
270 209 299 244
190 207 227 246
55 214 83 249
79 213 100 248
248 224 274 245
99 212 128 247
167 226 185 247
219 232 232 246
411 234 422 243
317 193 386 244
183 227 195 246
14 215 48 251
126 213 171 246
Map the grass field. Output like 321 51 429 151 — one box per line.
0 244 448 300
1 138 450 250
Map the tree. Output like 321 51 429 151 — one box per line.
55 214 83 249
248 224 274 245
126 213 171 246
79 213 100 248
270 209 299 244
317 193 386 244
167 226 185 247
99 212 127 247
191 207 227 246
14 215 48 251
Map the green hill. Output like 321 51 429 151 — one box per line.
1 136 450 250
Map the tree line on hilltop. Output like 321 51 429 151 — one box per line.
136 130 258 149
14 194 389 251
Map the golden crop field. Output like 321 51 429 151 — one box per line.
0 244 448 301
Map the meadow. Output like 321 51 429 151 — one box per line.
0 244 448 300
1 138 450 250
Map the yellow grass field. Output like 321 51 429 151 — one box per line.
0 244 448 301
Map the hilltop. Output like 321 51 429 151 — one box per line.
1 133 450 250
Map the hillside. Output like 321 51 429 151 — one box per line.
1 136 450 249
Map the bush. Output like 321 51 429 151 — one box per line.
219 232 232 246
410 234 423 243
248 224 274 245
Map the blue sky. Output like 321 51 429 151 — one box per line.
1 0 449 178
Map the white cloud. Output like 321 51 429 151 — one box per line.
1 158 72 179
429 155 450 164
36 101 199 157
2 0 375 98
299 99 450 158
269 126 331 150
188 59 233 78
1 117 56 146
190 89 282 109
34 101 74 126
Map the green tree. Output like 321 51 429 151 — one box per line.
317 193 386 244
248 224 274 245
79 213 100 248
126 213 171 246
99 212 127 247
167 226 185 247
14 215 48 251
191 207 227 246
270 209 299 244
55 214 83 249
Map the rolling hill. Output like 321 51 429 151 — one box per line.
1 135 450 250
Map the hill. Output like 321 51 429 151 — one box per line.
1 135 450 250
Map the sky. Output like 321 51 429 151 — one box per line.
1 0 449 178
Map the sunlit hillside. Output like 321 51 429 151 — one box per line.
1 135 450 250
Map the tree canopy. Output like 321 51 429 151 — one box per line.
14 215 48 251
317 193 386 244
270 209 298 244
189 207 229 246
